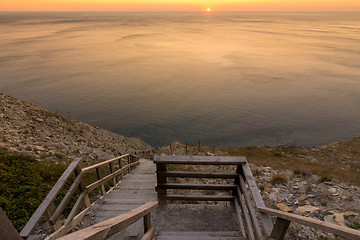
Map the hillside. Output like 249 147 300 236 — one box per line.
0 92 153 165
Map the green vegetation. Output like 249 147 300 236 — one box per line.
0 148 68 231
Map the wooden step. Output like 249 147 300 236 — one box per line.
158 231 244 240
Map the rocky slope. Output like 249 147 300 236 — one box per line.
0 93 153 165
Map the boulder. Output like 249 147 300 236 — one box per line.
295 205 320 213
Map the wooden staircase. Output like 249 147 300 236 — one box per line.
158 231 245 240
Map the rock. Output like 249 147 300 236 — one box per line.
264 183 271 193
328 187 337 194
295 205 320 213
275 203 292 212
343 212 360 224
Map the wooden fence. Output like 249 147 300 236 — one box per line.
20 154 139 240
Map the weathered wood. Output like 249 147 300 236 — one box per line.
143 213 151 233
157 171 238 179
154 155 246 165
157 183 237 191
82 154 131 172
109 162 117 186
156 163 167 201
45 201 61 231
0 208 22 240
159 194 235 201
270 217 291 240
20 157 82 238
141 227 155 240
238 175 263 240
64 191 85 225
96 167 106 195
46 207 90 240
234 199 246 238
86 162 138 193
241 162 273 236
57 202 158 240
50 171 84 224
237 188 255 240
258 207 360 240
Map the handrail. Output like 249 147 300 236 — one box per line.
21 154 140 239
56 201 158 240
154 155 243 202
20 157 82 239
258 206 360 240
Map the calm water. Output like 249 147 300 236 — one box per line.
1 12 360 147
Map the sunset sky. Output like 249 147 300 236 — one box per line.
1 0 360 11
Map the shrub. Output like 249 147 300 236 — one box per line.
318 175 332 183
270 174 287 185
0 149 67 230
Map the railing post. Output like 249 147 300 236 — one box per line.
127 155 131 173
96 167 106 195
156 163 167 203
75 165 90 207
143 213 151 233
109 162 117 186
0 208 22 240
270 217 291 240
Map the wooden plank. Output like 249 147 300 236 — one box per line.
157 171 238 179
20 157 82 238
157 183 237 191
234 199 246 238
270 217 291 240
141 227 155 240
82 154 131 172
143 213 151 233
258 207 360 240
86 162 138 192
64 191 85 225
159 194 235 201
238 175 263 240
0 208 22 240
49 171 84 224
156 163 167 202
45 207 90 240
237 187 255 240
154 155 246 165
57 202 158 240
241 162 273 236
96 167 106 195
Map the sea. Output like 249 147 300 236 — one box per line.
0 12 359 148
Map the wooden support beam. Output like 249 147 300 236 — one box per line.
96 167 106 195
156 163 167 202
238 175 263 240
270 217 291 240
237 188 255 240
50 171 84 224
234 199 246 238
143 213 151 233
109 162 117 186
0 208 22 240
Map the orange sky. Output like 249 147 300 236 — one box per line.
1 0 360 11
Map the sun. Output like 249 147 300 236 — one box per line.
206 8 211 12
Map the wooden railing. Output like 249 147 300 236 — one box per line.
20 154 140 240
56 201 158 240
154 155 246 202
